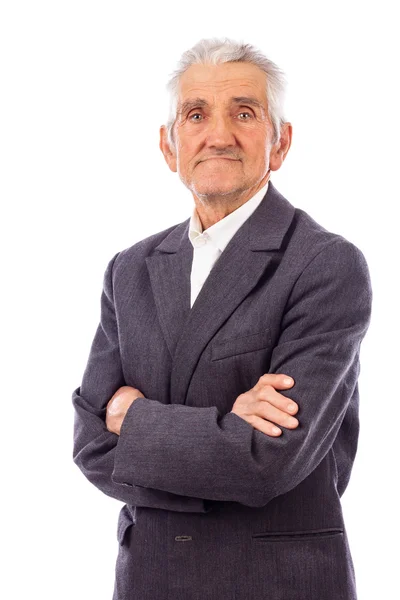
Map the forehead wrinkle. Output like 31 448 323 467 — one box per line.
178 71 266 101
179 74 265 98
182 72 263 88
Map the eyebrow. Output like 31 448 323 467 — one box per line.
177 96 266 116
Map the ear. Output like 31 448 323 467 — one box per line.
269 122 292 171
159 125 177 172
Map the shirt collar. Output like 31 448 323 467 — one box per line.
188 181 269 253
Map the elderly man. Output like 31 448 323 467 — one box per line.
72 38 372 600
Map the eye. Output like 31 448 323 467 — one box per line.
237 111 253 120
188 112 203 122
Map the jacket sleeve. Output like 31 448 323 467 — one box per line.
111 239 373 507
72 252 211 513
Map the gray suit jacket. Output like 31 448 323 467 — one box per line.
72 181 372 600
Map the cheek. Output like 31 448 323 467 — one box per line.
240 126 266 146
177 141 200 171
242 137 269 165
176 151 190 173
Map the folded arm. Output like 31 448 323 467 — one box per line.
111 239 373 507
72 252 211 512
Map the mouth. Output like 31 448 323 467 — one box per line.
200 157 239 163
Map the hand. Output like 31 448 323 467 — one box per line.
106 385 145 435
231 374 299 437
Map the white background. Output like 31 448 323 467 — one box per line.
1 1 398 598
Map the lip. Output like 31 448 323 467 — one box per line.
201 157 239 162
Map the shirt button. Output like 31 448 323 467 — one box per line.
195 237 207 247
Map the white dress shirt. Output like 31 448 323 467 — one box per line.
188 181 269 308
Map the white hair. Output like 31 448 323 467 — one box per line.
165 37 288 149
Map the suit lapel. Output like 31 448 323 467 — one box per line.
145 181 296 405
145 226 193 361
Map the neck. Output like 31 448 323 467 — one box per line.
193 171 270 230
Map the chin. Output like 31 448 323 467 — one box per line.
191 176 245 198
194 186 239 198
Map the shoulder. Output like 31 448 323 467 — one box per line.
288 204 369 276
267 182 369 272
267 189 372 309
283 207 372 319
106 218 188 278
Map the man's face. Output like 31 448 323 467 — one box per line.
160 61 289 199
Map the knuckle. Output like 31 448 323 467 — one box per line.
257 388 270 401
260 373 273 382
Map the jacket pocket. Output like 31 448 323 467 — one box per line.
117 504 136 546
211 329 272 361
252 527 344 543
250 527 352 598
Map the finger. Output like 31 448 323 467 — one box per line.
256 397 299 429
247 415 283 437
258 386 299 415
254 373 294 391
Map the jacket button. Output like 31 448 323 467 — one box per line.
175 535 193 542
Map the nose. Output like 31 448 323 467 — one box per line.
205 113 236 150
